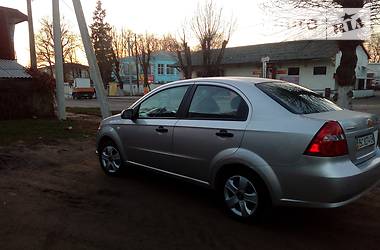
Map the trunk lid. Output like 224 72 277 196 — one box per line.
303 110 379 165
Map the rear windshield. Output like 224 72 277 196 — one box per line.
256 81 342 114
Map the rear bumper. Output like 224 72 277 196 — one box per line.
275 147 380 208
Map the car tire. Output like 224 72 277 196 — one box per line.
98 140 125 176
219 169 271 222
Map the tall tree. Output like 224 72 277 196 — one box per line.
35 17 81 77
135 33 159 90
191 0 235 77
263 0 380 108
90 0 114 88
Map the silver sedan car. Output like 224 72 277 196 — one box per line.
96 77 380 221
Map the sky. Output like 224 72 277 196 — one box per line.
0 0 378 67
0 0 287 66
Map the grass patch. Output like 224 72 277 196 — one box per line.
0 118 98 146
66 107 121 117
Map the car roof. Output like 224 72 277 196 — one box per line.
164 77 281 88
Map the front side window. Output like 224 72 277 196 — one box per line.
188 85 248 121
138 86 189 118
256 81 341 114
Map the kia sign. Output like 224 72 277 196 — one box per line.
286 8 371 40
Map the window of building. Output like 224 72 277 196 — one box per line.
313 66 327 75
158 64 164 75
166 66 174 74
288 67 300 75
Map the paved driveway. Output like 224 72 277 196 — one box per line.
352 91 380 116
66 96 140 111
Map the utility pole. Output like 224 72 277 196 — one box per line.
26 0 37 69
261 56 270 78
71 0 110 118
134 34 140 93
127 36 133 96
52 0 66 120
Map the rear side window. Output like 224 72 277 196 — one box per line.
256 82 341 114
188 85 248 121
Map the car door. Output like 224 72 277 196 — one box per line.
171 83 250 182
119 84 191 169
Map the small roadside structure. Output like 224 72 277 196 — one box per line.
0 6 55 120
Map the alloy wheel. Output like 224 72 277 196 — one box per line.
224 175 258 217
101 145 122 173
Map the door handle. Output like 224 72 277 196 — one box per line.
215 129 234 138
155 126 168 133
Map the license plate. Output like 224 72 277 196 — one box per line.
357 134 375 150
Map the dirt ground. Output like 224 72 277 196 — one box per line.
1 109 380 249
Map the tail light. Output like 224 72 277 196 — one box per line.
304 121 348 157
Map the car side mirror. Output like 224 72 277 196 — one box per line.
121 108 137 120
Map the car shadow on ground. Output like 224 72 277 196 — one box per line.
112 164 361 227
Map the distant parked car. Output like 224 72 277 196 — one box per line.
72 78 96 99
96 77 380 221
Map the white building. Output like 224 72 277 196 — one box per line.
367 63 380 86
191 40 370 96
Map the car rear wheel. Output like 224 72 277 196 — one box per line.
221 171 270 222
99 141 124 176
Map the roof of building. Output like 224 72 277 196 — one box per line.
120 51 177 63
0 59 31 79
39 63 89 71
0 6 28 24
152 51 177 60
191 40 343 66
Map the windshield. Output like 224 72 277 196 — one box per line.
256 81 342 114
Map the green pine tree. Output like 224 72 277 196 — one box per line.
90 0 114 88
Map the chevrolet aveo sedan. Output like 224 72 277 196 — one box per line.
96 77 380 221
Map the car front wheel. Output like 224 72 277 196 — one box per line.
99 141 124 176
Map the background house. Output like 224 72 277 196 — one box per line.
119 51 180 94
191 40 370 96
40 63 90 83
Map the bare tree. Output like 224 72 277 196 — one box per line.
176 29 194 79
157 31 193 79
109 27 135 90
158 33 180 52
136 33 160 90
365 33 380 62
35 17 81 77
111 27 134 59
191 0 235 77
263 0 380 108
